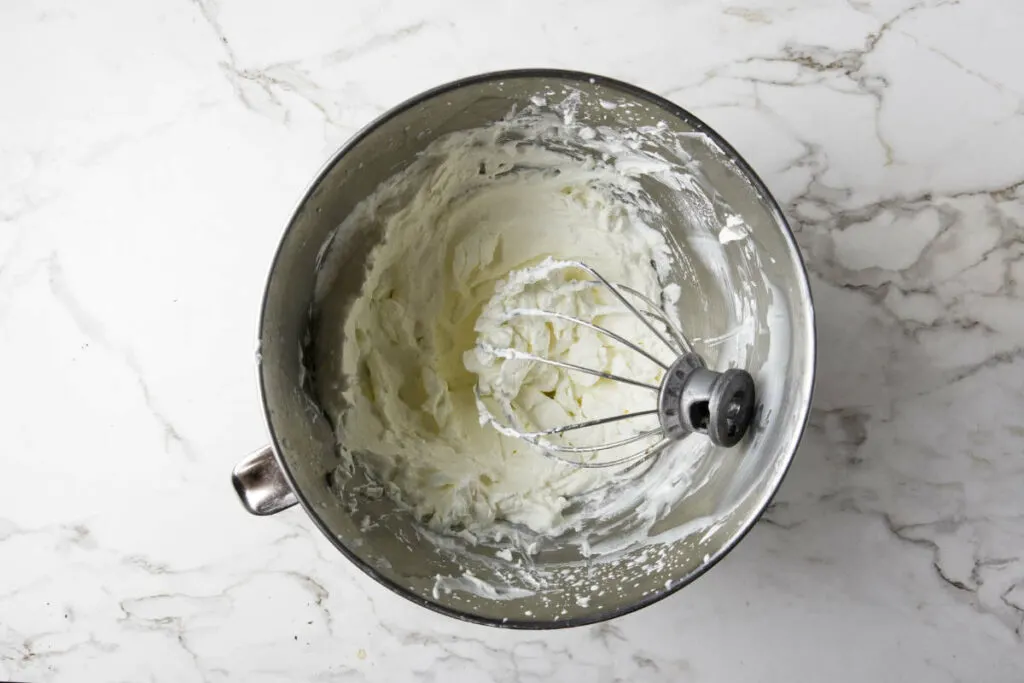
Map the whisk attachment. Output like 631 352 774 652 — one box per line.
474 259 757 468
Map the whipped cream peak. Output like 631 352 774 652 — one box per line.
467 256 670 469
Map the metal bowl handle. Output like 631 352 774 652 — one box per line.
231 445 298 515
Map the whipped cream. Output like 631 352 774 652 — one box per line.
313 92 772 601
321 120 676 536
468 258 671 467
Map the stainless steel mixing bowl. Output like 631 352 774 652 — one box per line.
232 69 815 628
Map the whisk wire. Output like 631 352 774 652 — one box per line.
609 283 694 355
505 408 660 438
528 428 664 455
574 262 682 356
502 308 670 370
478 343 661 392
555 437 673 469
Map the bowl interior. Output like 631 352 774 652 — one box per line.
258 71 814 627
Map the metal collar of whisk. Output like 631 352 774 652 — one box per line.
657 352 756 448
476 260 757 468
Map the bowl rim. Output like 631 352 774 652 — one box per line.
257 68 817 629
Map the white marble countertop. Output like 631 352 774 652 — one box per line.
2 0 1023 680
